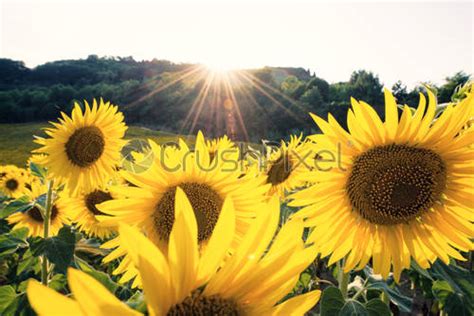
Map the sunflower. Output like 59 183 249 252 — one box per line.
99 132 269 285
27 189 320 316
0 165 13 180
7 183 70 237
27 153 47 168
0 165 30 198
205 135 236 162
290 89 474 281
57 187 118 239
264 134 313 198
34 99 127 196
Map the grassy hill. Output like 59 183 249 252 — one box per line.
0 123 193 166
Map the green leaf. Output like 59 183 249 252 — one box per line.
0 196 10 204
429 261 474 314
0 228 29 256
428 261 474 315
75 256 119 293
300 272 312 288
4 293 36 316
0 197 32 219
17 249 39 275
0 285 19 313
339 300 368 316
365 298 391 316
10 227 29 240
432 280 453 308
410 260 433 280
48 273 68 292
74 238 109 256
29 162 46 180
366 277 412 313
0 219 12 234
444 292 472 316
17 280 29 294
429 260 473 296
126 291 147 313
320 286 345 316
31 226 76 273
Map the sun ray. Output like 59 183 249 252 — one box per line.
222 72 249 141
124 65 204 109
242 71 307 109
231 74 278 132
180 71 216 133
187 72 216 135
129 64 308 141
236 71 305 124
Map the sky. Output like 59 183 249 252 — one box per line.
1 0 473 88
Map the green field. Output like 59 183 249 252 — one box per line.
0 123 194 166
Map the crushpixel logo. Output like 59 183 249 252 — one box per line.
120 139 155 174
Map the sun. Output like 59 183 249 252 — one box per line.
203 59 241 73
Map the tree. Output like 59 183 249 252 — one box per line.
349 70 384 116
437 72 470 103
0 59 29 86
392 80 409 104
281 76 305 99
300 87 324 109
306 77 330 101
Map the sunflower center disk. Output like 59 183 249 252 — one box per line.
65 126 105 167
347 144 446 225
5 179 19 191
167 291 240 316
27 205 59 222
85 190 113 216
154 182 223 243
267 154 292 185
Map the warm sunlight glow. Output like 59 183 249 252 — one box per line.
203 58 243 73
205 62 233 73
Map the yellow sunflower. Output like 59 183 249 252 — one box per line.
57 187 118 239
290 89 474 281
0 165 30 198
27 189 320 316
205 135 237 162
0 165 14 180
98 132 269 285
27 153 47 168
264 134 313 198
34 99 127 196
7 183 70 237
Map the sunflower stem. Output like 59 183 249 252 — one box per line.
352 278 369 301
41 179 54 286
338 260 350 298
381 290 390 305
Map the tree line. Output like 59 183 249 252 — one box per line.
0 55 470 140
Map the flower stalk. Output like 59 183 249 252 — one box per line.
338 259 350 298
41 179 54 286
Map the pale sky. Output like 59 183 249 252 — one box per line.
1 0 473 87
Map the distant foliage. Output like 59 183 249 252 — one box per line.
0 56 470 140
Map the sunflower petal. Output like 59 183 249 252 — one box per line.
67 268 140 316
27 280 83 316
168 187 199 303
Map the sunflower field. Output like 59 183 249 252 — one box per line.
0 85 473 316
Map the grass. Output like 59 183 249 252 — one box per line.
0 123 194 166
